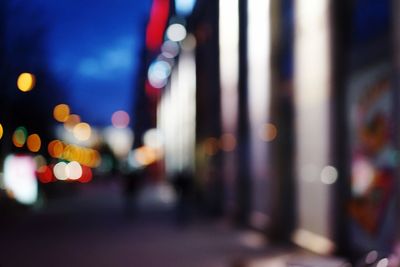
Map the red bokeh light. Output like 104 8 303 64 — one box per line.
146 0 170 51
79 165 93 183
145 80 162 98
36 165 54 183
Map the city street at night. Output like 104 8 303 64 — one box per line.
1 0 399 265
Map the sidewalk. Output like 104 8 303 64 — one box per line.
0 182 271 267
0 181 349 267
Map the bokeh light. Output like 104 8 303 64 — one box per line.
103 127 134 159
48 140 65 158
33 155 47 169
53 162 68 181
66 161 83 180
175 0 196 16
73 122 91 141
79 166 93 183
111 110 130 128
34 155 51 183
148 60 171 88
4 155 38 205
0 123 3 140
376 258 389 267
53 104 70 122
320 165 338 185
352 158 375 196
258 123 277 142
64 114 81 131
36 165 53 183
134 146 157 166
161 40 180 58
181 33 196 51
203 137 219 156
49 142 101 168
166 23 187 42
27 134 41 152
365 250 378 265
17 72 35 92
220 133 237 152
12 126 28 148
143 128 163 149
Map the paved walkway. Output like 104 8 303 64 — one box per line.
0 182 289 267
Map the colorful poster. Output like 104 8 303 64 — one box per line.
347 63 397 252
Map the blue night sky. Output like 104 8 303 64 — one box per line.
32 0 152 126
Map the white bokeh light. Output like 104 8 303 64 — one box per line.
54 162 68 181
166 23 187 42
143 128 164 149
67 161 83 180
103 127 134 159
320 165 338 185
4 155 38 205
161 41 180 58
148 60 171 88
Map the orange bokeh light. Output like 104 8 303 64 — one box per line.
48 140 64 158
27 134 41 152
259 123 277 142
204 137 219 156
53 104 70 122
135 146 157 166
220 133 237 152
